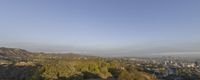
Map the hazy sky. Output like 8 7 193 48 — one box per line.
0 0 200 56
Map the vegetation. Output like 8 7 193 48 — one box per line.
0 47 156 80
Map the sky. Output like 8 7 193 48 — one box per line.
0 0 200 56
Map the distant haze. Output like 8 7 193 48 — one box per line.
0 0 200 56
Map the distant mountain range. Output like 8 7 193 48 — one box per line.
0 47 92 60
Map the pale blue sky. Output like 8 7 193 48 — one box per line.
0 0 200 56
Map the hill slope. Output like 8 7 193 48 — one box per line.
0 47 32 59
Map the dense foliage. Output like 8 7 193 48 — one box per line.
0 47 156 80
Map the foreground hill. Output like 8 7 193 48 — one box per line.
0 47 157 80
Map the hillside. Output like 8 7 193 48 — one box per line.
0 47 87 60
0 47 157 80
0 47 33 59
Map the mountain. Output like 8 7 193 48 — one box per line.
0 47 90 60
0 47 32 59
